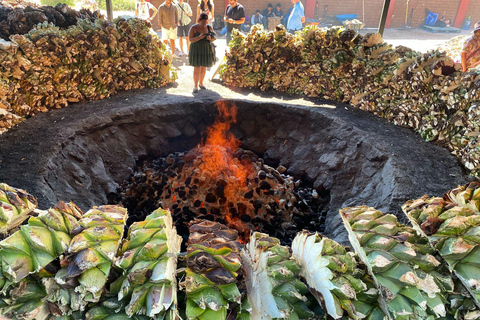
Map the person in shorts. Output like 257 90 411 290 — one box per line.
177 0 193 56
159 0 179 58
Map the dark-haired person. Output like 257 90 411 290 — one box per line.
274 3 283 21
251 10 264 26
189 12 216 93
224 0 245 44
461 22 480 72
262 3 275 29
197 0 214 24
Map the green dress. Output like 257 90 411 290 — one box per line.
189 31 214 67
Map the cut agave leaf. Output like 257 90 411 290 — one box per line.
292 230 385 320
242 231 315 319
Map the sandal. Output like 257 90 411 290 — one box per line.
193 88 198 93
199 85 207 90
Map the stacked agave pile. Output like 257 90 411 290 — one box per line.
0 16 174 135
4 179 480 319
219 25 480 177
0 3 101 41
0 0 39 9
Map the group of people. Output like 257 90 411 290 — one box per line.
250 3 282 29
134 0 305 92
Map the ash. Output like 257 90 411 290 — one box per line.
113 148 329 245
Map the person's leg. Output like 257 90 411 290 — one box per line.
179 36 184 53
171 28 178 55
226 31 231 44
199 67 206 87
186 35 190 53
177 27 184 53
193 67 200 90
169 38 175 55
162 27 169 46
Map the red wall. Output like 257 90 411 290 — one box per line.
155 0 480 29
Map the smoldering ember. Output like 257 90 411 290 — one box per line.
1 2 480 320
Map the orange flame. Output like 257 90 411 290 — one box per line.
194 101 254 236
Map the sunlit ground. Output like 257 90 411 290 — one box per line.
368 27 471 53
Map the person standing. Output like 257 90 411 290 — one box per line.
197 0 214 24
461 22 480 72
135 0 158 22
224 0 245 44
159 0 179 58
177 0 192 56
287 0 304 33
189 12 216 93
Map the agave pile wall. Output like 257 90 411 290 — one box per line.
219 25 480 176
0 17 174 134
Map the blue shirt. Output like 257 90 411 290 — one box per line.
287 1 304 31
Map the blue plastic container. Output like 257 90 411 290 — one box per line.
425 12 438 26
463 17 472 30
336 14 358 23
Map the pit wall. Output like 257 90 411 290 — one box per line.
0 95 467 243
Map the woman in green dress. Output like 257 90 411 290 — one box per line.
189 12 216 93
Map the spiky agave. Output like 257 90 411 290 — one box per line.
113 208 182 319
241 231 314 319
0 201 83 292
0 183 38 235
291 231 386 320
402 181 480 308
340 206 455 319
183 219 243 320
48 205 127 312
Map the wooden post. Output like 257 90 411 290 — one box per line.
106 0 113 21
378 0 391 36
453 0 470 29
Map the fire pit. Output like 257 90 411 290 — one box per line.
0 92 468 243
